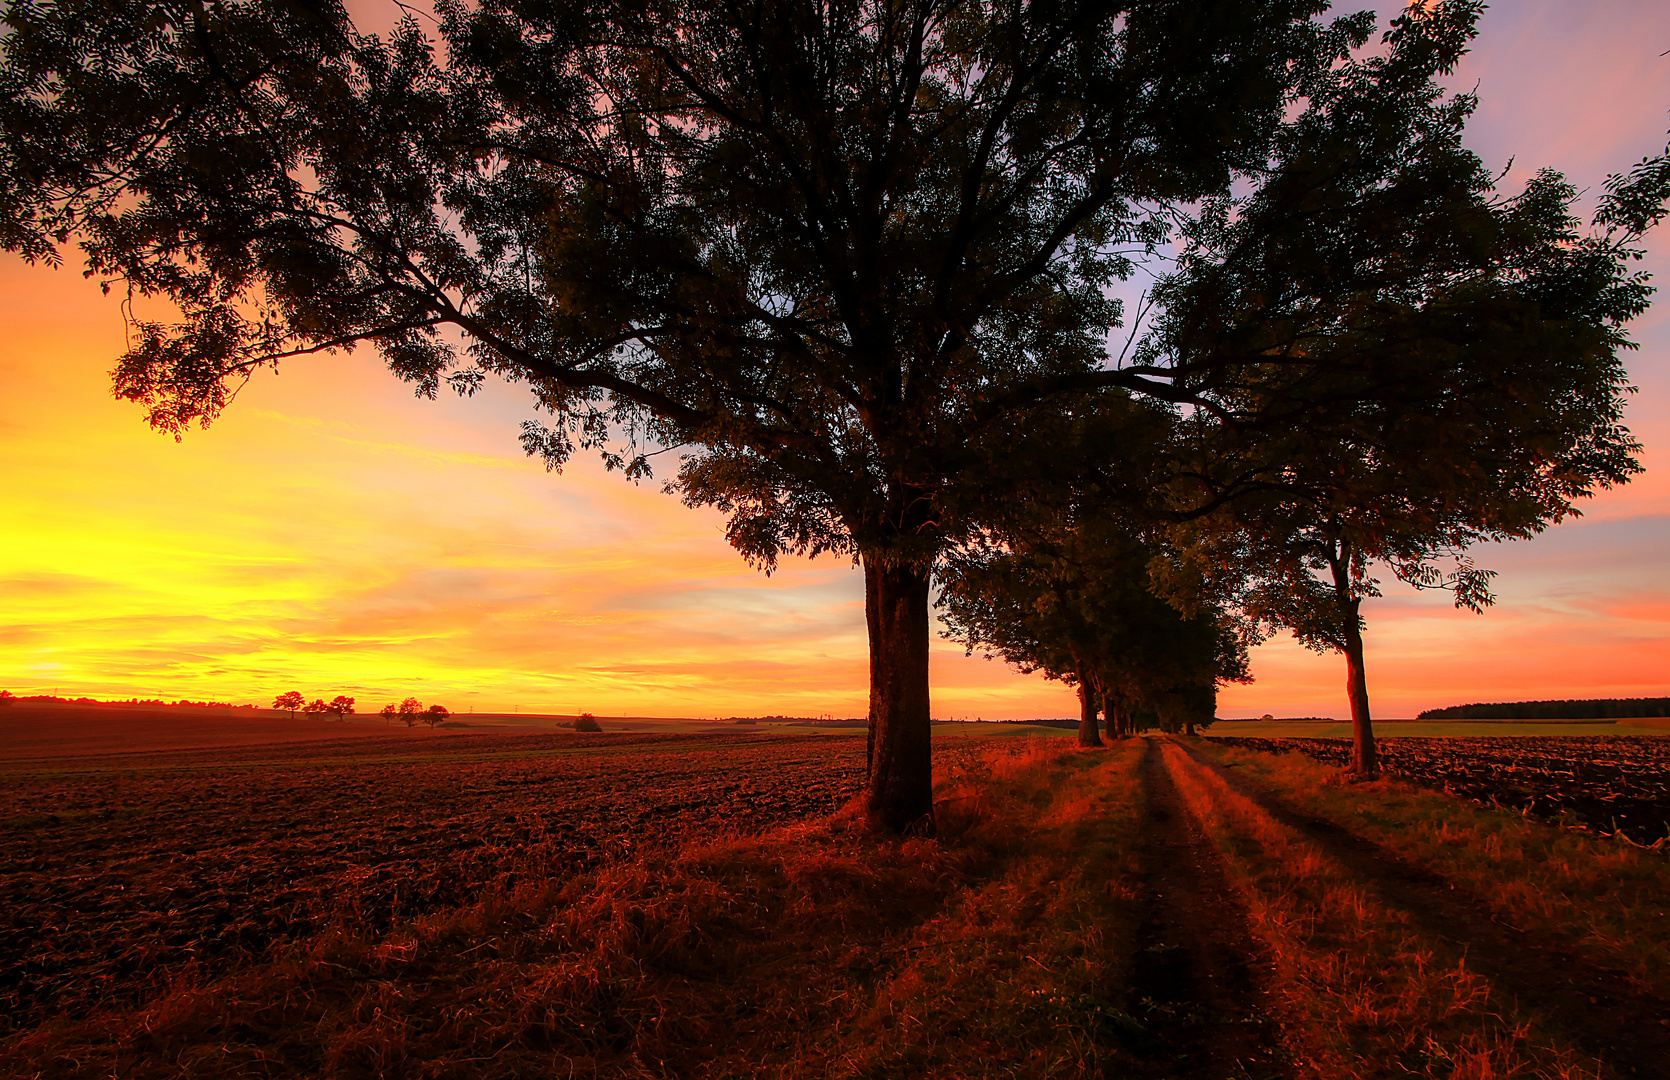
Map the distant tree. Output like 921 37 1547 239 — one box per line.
424 704 450 728
574 713 603 733
398 697 423 728
302 698 331 715
273 691 304 716
379 703 398 724
0 690 13 707
328 695 355 721
942 517 1250 746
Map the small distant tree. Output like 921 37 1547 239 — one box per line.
302 698 330 715
398 697 423 728
424 704 450 728
328 695 355 721
0 690 14 707
379 703 398 724
273 691 304 715
574 713 603 733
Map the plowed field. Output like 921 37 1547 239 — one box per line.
1208 734 1670 844
0 730 866 1034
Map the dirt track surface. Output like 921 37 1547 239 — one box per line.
1179 741 1670 1078
1128 740 1291 1079
0 730 865 1034
1209 735 1670 843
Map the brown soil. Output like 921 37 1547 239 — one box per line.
1178 740 1670 1078
1210 734 1670 843
1126 738 1294 1079
0 730 866 1035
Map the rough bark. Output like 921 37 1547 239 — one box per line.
1077 678 1104 747
1342 600 1377 774
863 555 934 831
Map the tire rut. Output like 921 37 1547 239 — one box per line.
1175 738 1670 1078
1126 737 1294 1079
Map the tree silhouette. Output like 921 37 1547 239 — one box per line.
328 695 355 721
273 691 304 716
379 703 398 724
424 704 450 728
398 698 423 728
4 1 1655 823
1146 15 1666 773
942 519 1249 744
0 0 1371 830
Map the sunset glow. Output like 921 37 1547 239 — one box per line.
3 0 1668 720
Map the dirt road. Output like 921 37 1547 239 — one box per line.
1127 738 1295 1078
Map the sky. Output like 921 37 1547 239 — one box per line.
2 1 1669 720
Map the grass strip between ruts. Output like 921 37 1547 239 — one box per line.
1197 740 1670 1002
1160 740 1603 1080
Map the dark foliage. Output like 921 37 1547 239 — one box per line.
1420 699 1670 721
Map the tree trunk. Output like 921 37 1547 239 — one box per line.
1184 716 1196 737
863 555 934 831
1340 594 1377 774
1076 679 1103 747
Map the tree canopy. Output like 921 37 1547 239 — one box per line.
3 0 1661 820
1141 9 1666 772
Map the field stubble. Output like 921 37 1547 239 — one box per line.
1208 735 1670 845
1 733 1158 1079
0 731 864 1033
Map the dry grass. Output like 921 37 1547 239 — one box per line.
1 738 1150 1080
1201 741 1670 999
1160 741 1603 1080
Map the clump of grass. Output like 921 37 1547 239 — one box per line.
1203 742 1670 999
1 739 1151 1079
1162 741 1603 1079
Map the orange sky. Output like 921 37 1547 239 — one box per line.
3 1 1669 720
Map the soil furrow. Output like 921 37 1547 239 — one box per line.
1127 738 1293 1079
1175 739 1670 1078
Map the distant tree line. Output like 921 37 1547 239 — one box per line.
719 716 868 726
1419 699 1670 721
0 692 250 709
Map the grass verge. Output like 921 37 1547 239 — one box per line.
1198 740 1670 1000
1161 740 1603 1079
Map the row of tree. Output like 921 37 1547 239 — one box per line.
273 692 451 726
381 699 453 727
5 0 1667 828
272 692 355 720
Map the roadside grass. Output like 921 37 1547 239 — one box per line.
1199 741 1670 1000
1 738 1148 1080
1161 740 1603 1080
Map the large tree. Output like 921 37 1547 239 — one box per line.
1140 10 1668 773
1 0 1357 828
